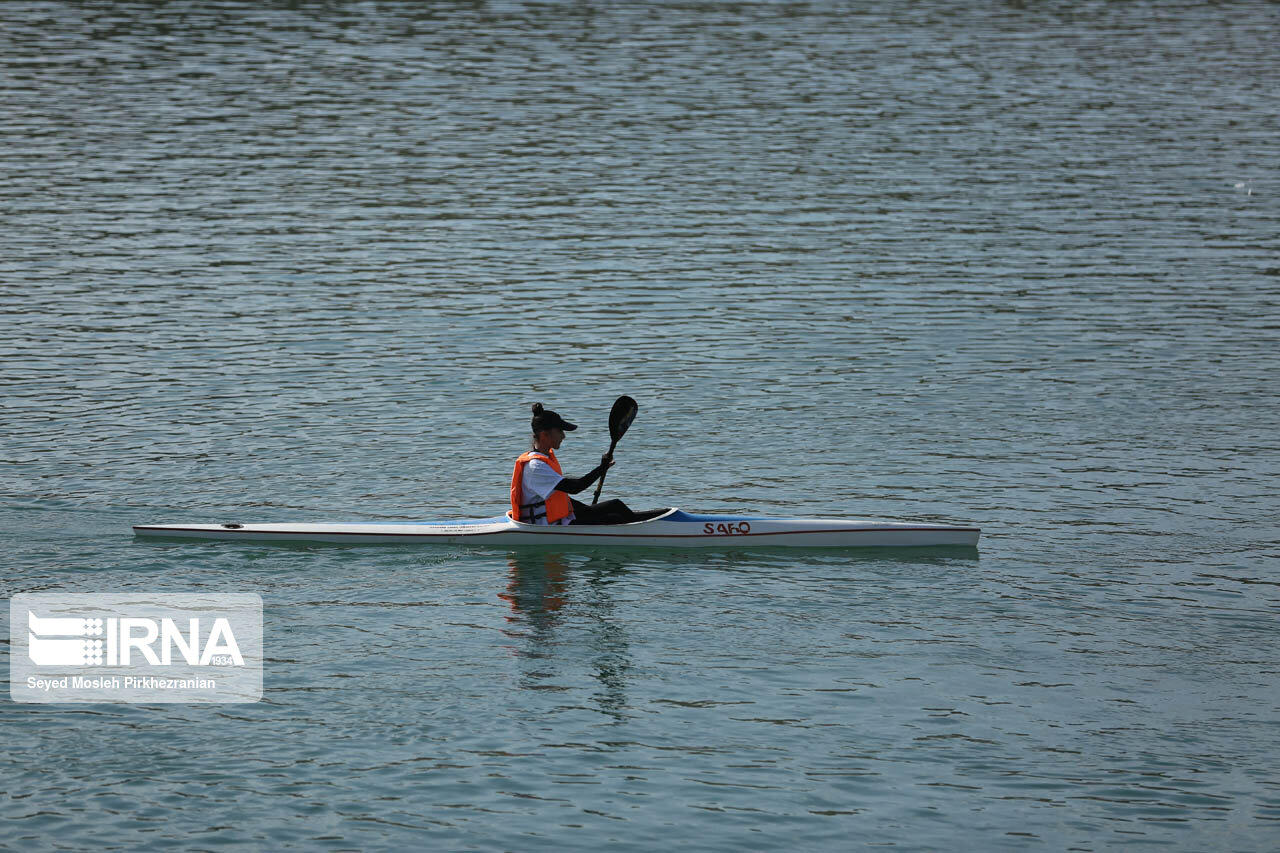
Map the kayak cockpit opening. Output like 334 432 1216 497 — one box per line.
627 507 677 524
507 507 677 526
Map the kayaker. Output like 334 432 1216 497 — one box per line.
511 403 637 525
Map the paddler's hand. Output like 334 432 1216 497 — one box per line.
601 452 615 469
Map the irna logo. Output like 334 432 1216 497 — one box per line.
27 611 244 667
11 593 263 704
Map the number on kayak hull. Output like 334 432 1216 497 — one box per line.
704 521 751 536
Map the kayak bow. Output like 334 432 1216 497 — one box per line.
133 508 980 548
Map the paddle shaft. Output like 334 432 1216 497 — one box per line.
591 439 618 505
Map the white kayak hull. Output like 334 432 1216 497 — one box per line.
134 508 980 548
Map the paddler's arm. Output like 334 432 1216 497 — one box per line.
553 454 614 495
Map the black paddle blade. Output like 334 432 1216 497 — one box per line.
594 396 637 506
609 395 638 442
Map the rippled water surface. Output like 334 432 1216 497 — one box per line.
3 1 1278 849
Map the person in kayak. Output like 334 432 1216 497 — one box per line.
511 403 637 525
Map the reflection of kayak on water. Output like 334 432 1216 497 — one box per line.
133 508 980 548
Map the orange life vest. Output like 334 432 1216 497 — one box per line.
510 450 573 524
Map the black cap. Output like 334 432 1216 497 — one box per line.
531 403 577 433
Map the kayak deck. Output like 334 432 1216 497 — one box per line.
133 508 980 548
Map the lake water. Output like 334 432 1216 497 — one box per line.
2 1 1278 849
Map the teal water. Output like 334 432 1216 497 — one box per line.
3 1 1278 849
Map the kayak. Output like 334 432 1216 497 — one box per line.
133 508 980 548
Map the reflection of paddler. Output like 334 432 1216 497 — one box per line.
500 550 633 716
499 552 570 617
511 403 637 526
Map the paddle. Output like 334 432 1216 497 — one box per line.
592 395 637 505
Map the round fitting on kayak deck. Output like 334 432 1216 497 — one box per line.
221 523 244 529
